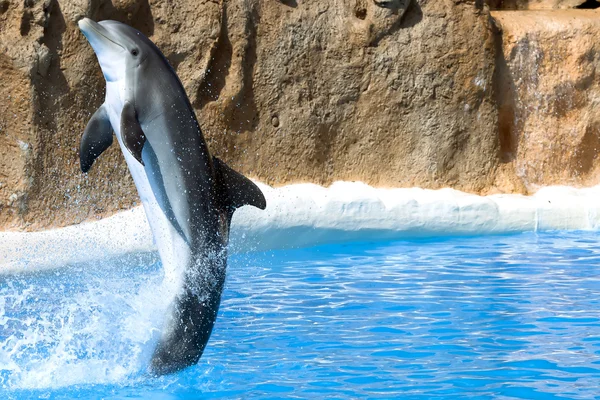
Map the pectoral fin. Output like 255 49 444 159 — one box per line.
120 101 146 166
80 104 113 173
213 157 267 223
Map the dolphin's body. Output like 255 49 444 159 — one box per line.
77 18 266 375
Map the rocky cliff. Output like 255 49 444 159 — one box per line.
0 0 599 230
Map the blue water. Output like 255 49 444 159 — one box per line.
2 231 600 399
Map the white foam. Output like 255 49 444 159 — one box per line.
0 257 168 389
2 182 600 274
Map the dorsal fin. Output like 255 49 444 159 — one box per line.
213 157 266 224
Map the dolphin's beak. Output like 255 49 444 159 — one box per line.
78 18 124 52
78 17 98 35
78 18 125 81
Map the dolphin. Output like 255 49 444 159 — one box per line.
77 18 266 375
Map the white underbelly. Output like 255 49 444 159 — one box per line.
104 84 187 289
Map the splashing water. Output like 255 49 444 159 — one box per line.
0 253 168 390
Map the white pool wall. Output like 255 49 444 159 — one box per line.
2 181 600 273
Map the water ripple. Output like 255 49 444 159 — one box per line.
1 231 600 398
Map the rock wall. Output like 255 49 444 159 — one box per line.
0 0 599 231
492 10 600 191
1 0 501 230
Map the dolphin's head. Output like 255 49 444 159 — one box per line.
78 18 153 82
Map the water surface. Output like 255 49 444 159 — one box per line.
1 231 600 398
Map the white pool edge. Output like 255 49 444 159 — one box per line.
2 181 600 274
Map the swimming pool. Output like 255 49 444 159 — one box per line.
1 231 599 398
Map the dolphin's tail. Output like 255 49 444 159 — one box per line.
149 159 266 375
149 266 225 375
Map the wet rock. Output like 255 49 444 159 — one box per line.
492 10 600 192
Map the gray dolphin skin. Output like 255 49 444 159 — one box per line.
77 18 266 375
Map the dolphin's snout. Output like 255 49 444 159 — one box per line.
77 17 88 29
77 17 94 33
78 18 108 39
78 18 126 82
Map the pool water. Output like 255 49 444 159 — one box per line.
1 231 600 399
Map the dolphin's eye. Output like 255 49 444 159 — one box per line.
131 49 139 56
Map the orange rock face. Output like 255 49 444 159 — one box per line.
0 1 599 231
492 10 600 192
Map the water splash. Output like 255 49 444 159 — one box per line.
0 253 169 390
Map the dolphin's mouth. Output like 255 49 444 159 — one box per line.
78 18 126 82
78 18 125 50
